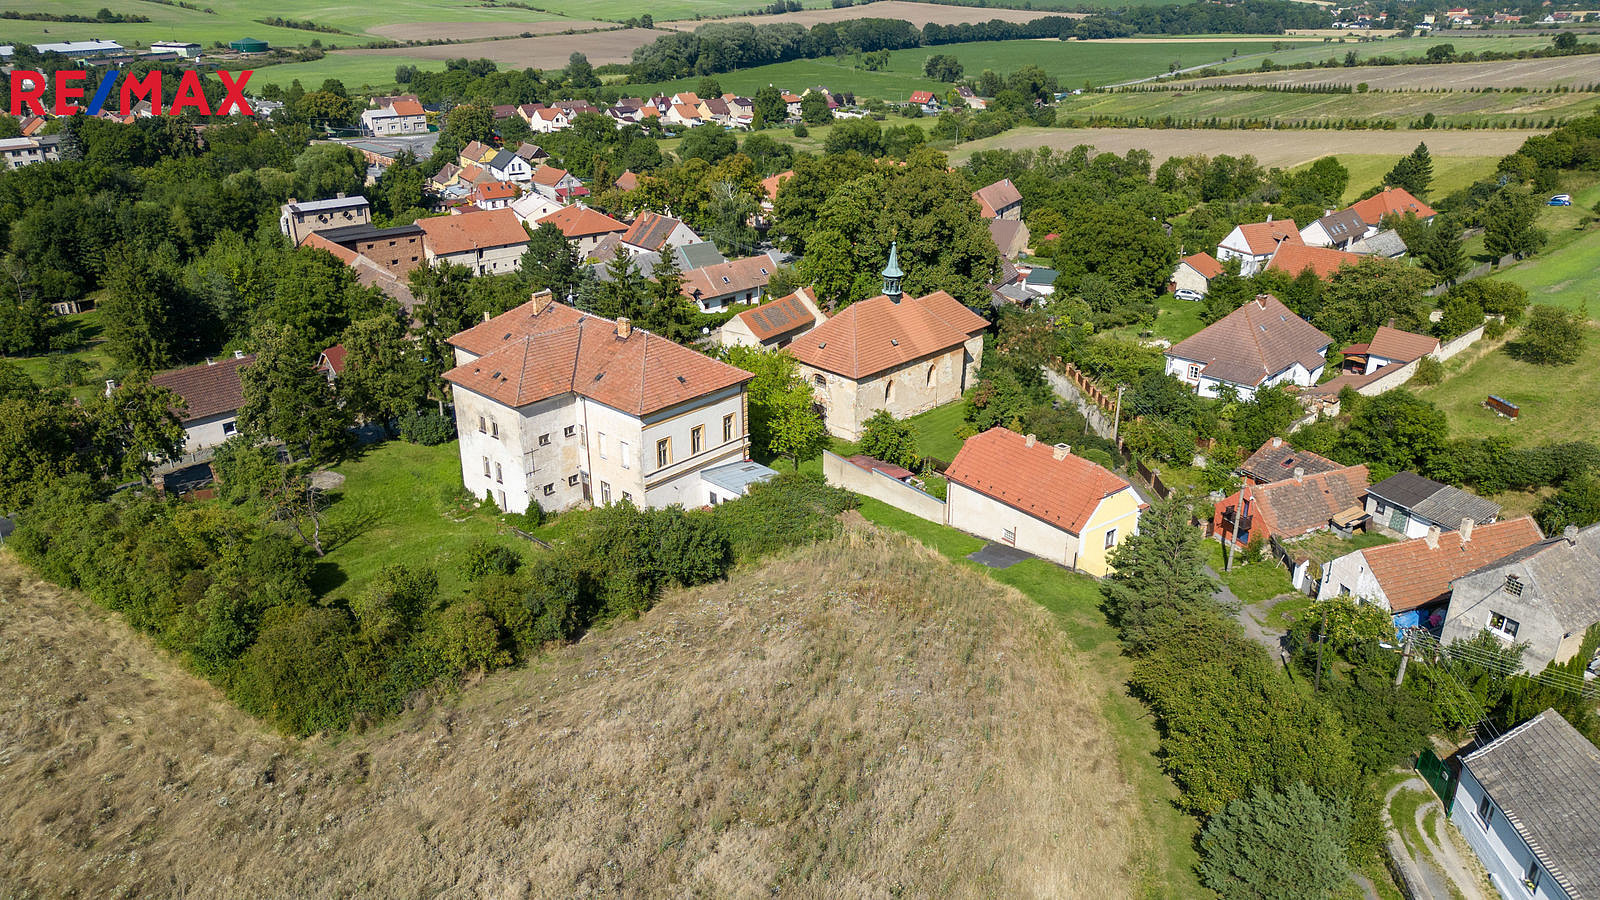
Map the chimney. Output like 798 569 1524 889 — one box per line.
530 289 553 315
1052 443 1071 461
1424 525 1440 550
1271 437 1283 448
1024 433 1036 448
1564 524 1579 545
616 316 632 339
1460 518 1474 542
104 379 116 397
1266 213 1273 222
234 349 245 359
482 310 491 323
1293 467 1304 481
288 197 297 205
336 191 346 199
205 358 215 366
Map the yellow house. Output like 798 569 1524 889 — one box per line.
944 427 1144 576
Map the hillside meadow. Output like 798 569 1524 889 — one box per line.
1056 85 1600 128
0 526 1146 897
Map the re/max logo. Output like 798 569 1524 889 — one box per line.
8 69 254 117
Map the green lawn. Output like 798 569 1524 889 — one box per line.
1205 540 1295 606
1206 34 1558 72
904 401 968 462
851 496 1205 896
249 55 445 91
10 309 119 403
1416 321 1600 448
1111 294 1207 344
315 439 545 601
1296 153 1501 204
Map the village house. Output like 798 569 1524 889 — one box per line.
1366 470 1502 538
442 292 758 513
0 134 60 169
1239 437 1342 486
1299 209 1370 250
782 92 804 118
458 140 498 167
300 232 418 312
698 97 732 124
789 247 987 441
1163 294 1332 400
1265 242 1363 281
1351 187 1436 230
417 208 530 276
945 427 1143 577
908 90 941 114
1213 464 1370 548
1348 228 1409 259
613 170 640 192
514 142 548 165
148 352 254 455
761 170 794 208
278 195 371 245
971 178 1022 220
1316 517 1543 627
1450 710 1600 900
619 212 702 257
1170 251 1223 297
1442 522 1600 674
509 191 563 228
360 98 427 137
315 344 346 380
531 165 586 201
987 218 1031 261
718 288 824 349
524 106 571 133
1216 218 1302 276
679 252 783 312
536 205 629 257
473 181 519 211
666 104 704 128
304 221 425 279
1346 325 1440 375
485 148 534 184
956 86 987 109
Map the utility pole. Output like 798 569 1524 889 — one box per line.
1313 605 1328 693
1111 384 1125 445
1395 630 1413 687
1226 481 1248 572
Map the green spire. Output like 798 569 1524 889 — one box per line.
882 242 903 300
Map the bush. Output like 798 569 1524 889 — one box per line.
458 538 523 582
1485 318 1508 340
1198 784 1353 900
1411 356 1444 386
398 409 455 445
711 471 853 561
1510 305 1584 365
858 410 920 470
792 123 809 138
1448 279 1527 324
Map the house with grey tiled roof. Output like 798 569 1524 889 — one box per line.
1442 522 1600 674
1367 471 1501 539
1451 709 1600 898
1163 294 1332 400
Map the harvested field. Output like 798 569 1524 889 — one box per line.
948 125 1545 167
0 527 1138 897
339 28 665 68
1186 56 1600 90
1056 86 1600 127
368 20 615 41
655 1 1082 32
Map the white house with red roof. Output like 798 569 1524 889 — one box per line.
1350 187 1436 230
1216 218 1303 276
442 291 757 513
531 165 586 201
945 427 1143 576
417 208 530 276
788 245 987 440
473 180 519 211
536 205 629 256
148 352 255 454
361 98 426 137
1171 251 1223 297
908 90 940 113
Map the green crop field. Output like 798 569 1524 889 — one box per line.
248 55 444 90
1057 86 1600 128
635 37 1326 100
1203 34 1558 72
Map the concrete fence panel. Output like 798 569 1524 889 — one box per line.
1435 324 1484 362
822 450 947 523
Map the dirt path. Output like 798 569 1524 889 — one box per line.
1384 776 1492 900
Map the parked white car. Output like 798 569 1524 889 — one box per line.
1174 288 1204 302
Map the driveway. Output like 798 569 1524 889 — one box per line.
1385 776 1492 900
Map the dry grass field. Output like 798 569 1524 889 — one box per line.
367 20 615 41
338 28 666 68
1185 56 1600 90
0 526 1137 898
654 2 1084 31
948 125 1544 167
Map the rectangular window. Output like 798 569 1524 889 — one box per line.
1526 862 1541 892
600 481 611 505
1186 365 1200 380
543 483 555 496
498 490 507 509
1488 613 1520 640
539 433 551 447
1477 793 1493 825
1104 528 1117 550
597 432 607 459
222 421 237 435
478 415 486 433
709 491 719 506
691 426 704 455
568 474 580 486
657 438 671 468
564 425 576 438
1002 527 1016 544
723 413 735 443
491 420 499 439
495 462 503 484
482 456 491 477
619 441 630 469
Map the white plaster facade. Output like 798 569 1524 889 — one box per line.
178 411 241 455
1162 355 1322 401
426 242 525 276
799 336 981 442
945 480 1140 575
1451 765 1571 900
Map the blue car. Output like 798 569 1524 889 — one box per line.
1548 194 1573 206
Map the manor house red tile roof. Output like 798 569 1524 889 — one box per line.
789 291 987 380
945 427 1135 535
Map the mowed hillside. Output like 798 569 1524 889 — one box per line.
0 526 1136 897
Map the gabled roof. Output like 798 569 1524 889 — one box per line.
1266 243 1363 280
702 98 731 116
1239 437 1342 484
1178 251 1223 279
1249 464 1371 537
1348 228 1408 258
677 242 727 270
536 205 628 239
614 170 639 191
972 178 1022 218
513 142 546 160
149 355 255 423
1356 517 1543 612
1461 710 1600 897
388 99 424 116
988 219 1027 256
460 140 494 161
417 208 529 255
736 289 818 341
532 165 573 187
300 231 359 265
621 212 688 251
487 149 520 171
1368 471 1447 511
444 298 752 417
1165 294 1332 388
761 170 794 202
945 427 1135 536
1367 325 1439 363
789 291 987 380
671 103 702 120
1227 219 1303 255
680 254 778 301
1351 187 1436 224
474 181 519 202
909 90 936 104
1458 523 1600 633
1309 208 1368 241
318 344 348 376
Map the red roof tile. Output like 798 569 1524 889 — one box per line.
537 205 627 239
1239 437 1342 485
680 255 779 302
318 344 347 375
1231 220 1303 255
972 178 1022 218
1367 325 1439 363
474 181 519 202
390 99 424 116
532 165 571 187
150 355 254 423
1166 294 1332 388
1180 251 1223 279
614 170 639 191
444 298 752 417
1351 187 1436 224
621 211 685 251
789 291 987 379
418 208 529 256
761 170 794 202
736 289 817 341
1245 464 1370 538
1265 243 1363 280
945 427 1134 535
846 454 914 481
1359 517 1544 612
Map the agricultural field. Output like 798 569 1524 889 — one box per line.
1055 85 1600 128
946 125 1543 168
635 37 1327 100
0 525 1153 896
654 1 1081 32
327 27 666 71
1186 55 1600 90
1285 153 1502 203
1202 33 1562 71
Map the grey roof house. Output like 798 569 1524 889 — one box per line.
1442 522 1600 674
1450 709 1600 899
1367 471 1502 539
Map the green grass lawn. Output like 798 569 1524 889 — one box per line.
850 496 1205 896
10 309 119 404
1297 153 1501 204
904 401 968 462
1204 539 1295 606
315 439 544 601
1206 34 1557 72
1416 320 1600 448
1111 294 1207 344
